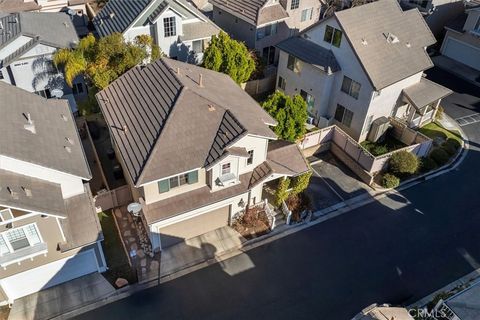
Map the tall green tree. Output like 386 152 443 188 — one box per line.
53 33 161 90
262 91 308 141
203 32 255 84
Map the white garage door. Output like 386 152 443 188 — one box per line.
1 250 98 301
443 38 480 71
159 206 230 248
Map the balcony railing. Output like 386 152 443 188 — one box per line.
0 242 48 267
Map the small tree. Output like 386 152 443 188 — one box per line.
382 173 400 189
203 32 255 84
274 177 290 207
291 171 312 195
262 91 308 141
389 150 419 175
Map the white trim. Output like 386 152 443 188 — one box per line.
0 210 65 227
0 223 44 254
445 37 480 52
0 209 13 221
1 248 48 268
123 0 159 34
138 167 202 187
56 217 66 242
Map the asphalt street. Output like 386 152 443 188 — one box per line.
76 68 480 320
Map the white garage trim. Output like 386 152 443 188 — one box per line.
442 37 480 70
0 249 100 302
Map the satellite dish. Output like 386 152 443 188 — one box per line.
127 202 142 217
51 89 64 98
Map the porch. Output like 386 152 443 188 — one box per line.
393 77 452 128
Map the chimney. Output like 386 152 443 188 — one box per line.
176 67 180 75
199 73 203 87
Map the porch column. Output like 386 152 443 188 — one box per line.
432 99 441 120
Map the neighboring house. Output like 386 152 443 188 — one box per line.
431 279 480 320
209 0 322 65
92 0 220 64
399 0 464 37
0 83 106 305
352 304 414 320
96 58 309 250
440 3 480 71
0 12 87 114
275 0 451 142
0 0 92 13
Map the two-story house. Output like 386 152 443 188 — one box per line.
96 58 309 250
209 0 322 65
0 12 86 114
440 3 480 71
275 0 451 142
0 83 106 305
0 0 92 13
92 0 220 64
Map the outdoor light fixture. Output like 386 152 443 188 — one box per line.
238 199 245 208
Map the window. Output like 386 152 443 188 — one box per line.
158 170 199 193
475 17 480 32
301 8 313 22
35 89 51 99
221 163 231 176
0 209 13 221
262 46 276 65
341 76 361 99
334 104 353 127
1 224 41 253
300 90 315 115
291 0 300 9
287 54 300 73
257 23 278 40
247 150 254 165
278 76 286 90
192 40 203 53
0 70 3 80
164 16 176 37
72 83 83 95
324 25 342 47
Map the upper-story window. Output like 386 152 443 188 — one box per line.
256 22 278 40
300 90 315 115
0 70 4 80
341 76 361 99
221 163 231 175
301 8 313 22
164 16 176 37
158 170 198 193
324 25 342 48
247 150 254 165
334 104 354 127
287 54 301 73
0 224 42 254
278 76 286 90
291 0 300 10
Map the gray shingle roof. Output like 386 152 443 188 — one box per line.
93 0 153 37
333 0 436 90
266 140 310 176
402 77 452 110
257 3 289 25
276 36 340 73
180 21 220 41
0 83 91 179
209 0 269 25
97 58 277 186
0 0 41 13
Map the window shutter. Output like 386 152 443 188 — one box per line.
158 179 170 193
188 171 198 184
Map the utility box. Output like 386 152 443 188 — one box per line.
367 117 390 142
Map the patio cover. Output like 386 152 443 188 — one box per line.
402 78 452 112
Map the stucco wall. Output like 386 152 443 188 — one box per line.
212 8 256 48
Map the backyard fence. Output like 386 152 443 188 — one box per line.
298 120 433 184
241 74 276 96
94 185 133 213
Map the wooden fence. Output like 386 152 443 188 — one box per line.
241 74 276 96
94 185 133 213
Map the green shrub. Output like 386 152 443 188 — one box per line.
389 150 419 175
441 142 457 156
291 171 312 195
430 148 450 166
382 173 400 189
419 157 438 173
445 138 461 150
372 145 388 156
274 177 290 207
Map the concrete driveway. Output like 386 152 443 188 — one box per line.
306 152 371 211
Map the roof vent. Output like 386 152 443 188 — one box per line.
21 187 32 197
23 113 36 134
405 42 411 48
60 113 68 121
7 187 18 200
361 38 368 46
122 125 128 133
64 146 72 153
199 73 204 87
384 32 399 44
208 104 215 112
109 12 115 19
176 67 180 75
63 21 69 28
65 137 74 145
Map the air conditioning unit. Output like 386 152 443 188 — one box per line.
317 116 332 128
307 116 314 125
367 116 390 143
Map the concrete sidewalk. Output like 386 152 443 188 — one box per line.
432 56 480 87
8 273 114 320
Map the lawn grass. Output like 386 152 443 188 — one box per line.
98 211 137 286
361 134 407 156
419 122 462 144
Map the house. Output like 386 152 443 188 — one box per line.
0 83 106 305
96 58 309 250
399 0 464 37
440 2 480 71
352 304 414 320
431 279 480 320
0 0 92 14
92 0 220 64
0 12 87 114
275 0 451 142
209 0 322 65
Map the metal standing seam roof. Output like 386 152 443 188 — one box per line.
276 36 340 73
97 58 277 186
0 82 91 179
402 77 452 110
332 0 436 90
